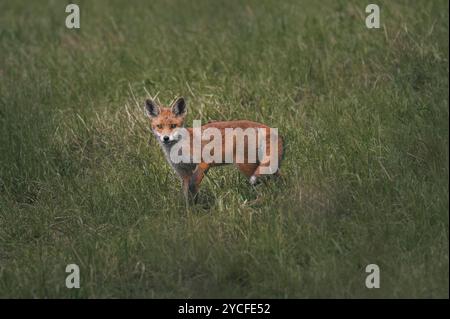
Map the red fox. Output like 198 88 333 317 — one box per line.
144 97 283 203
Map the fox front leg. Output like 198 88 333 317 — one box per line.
182 176 191 207
188 163 209 202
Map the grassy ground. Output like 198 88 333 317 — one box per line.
0 0 448 298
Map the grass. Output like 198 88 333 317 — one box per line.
0 0 448 298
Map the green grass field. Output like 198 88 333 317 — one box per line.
0 0 448 298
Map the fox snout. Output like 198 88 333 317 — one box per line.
152 126 185 144
158 131 180 144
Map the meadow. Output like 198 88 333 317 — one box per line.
0 0 448 298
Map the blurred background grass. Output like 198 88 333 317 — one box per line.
0 0 448 297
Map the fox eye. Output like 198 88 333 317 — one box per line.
170 124 177 129
156 124 163 129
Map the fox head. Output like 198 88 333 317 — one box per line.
145 97 187 145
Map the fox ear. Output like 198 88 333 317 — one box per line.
145 99 160 118
171 97 187 117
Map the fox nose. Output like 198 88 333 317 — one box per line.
163 136 170 142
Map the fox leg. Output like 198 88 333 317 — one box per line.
188 162 209 199
182 176 191 206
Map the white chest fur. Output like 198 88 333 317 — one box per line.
160 142 196 178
